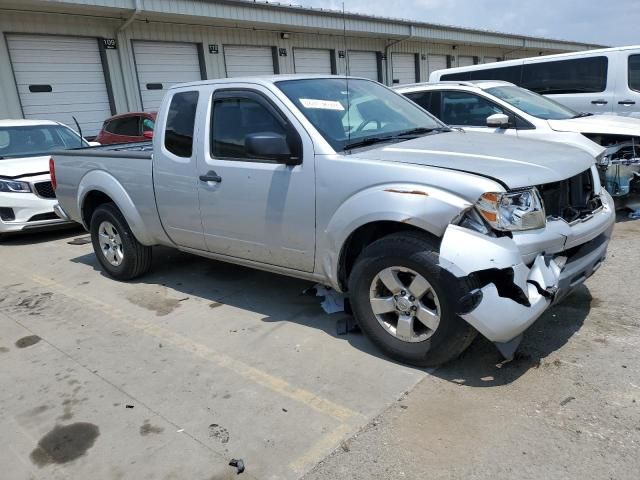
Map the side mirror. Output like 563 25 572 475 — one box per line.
486 113 510 129
143 131 154 140
245 132 301 166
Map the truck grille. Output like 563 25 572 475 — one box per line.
537 169 602 223
34 181 56 199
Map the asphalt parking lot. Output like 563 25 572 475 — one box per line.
1 217 639 480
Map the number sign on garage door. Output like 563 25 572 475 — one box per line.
347 51 380 81
392 53 419 85
133 41 204 112
293 48 334 74
6 34 113 137
224 46 276 77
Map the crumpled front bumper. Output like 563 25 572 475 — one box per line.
439 199 614 358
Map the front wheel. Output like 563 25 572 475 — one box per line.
348 232 477 367
90 203 152 280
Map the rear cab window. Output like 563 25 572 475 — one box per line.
164 91 199 157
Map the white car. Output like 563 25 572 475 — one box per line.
0 119 92 239
396 81 640 209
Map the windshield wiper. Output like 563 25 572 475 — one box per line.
571 112 594 118
343 136 398 150
396 126 451 137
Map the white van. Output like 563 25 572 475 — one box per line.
429 46 640 118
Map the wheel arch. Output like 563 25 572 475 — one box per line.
78 170 155 245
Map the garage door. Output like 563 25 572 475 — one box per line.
484 57 500 64
392 53 418 85
347 51 379 81
224 46 275 77
6 34 112 137
293 48 333 74
427 55 447 76
458 56 476 67
133 41 203 111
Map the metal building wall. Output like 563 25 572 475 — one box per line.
0 6 596 121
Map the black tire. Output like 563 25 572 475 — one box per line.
90 203 152 280
348 231 477 367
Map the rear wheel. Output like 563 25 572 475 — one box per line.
349 232 477 367
90 203 152 280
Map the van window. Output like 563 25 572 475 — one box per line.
522 56 608 95
440 65 522 83
164 91 199 157
629 55 640 92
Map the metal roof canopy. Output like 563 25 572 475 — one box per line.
2 0 605 51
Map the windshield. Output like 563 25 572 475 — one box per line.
486 85 579 120
0 124 87 159
276 78 446 151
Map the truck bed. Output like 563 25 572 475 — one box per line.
56 141 153 159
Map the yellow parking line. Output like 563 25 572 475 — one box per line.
289 423 354 474
22 273 361 424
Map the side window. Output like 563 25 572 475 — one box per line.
629 55 640 92
211 95 289 161
405 92 432 112
106 116 140 136
440 91 504 126
469 65 522 83
142 118 155 132
165 91 199 157
522 56 608 94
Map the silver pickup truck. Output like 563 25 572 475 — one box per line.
52 75 615 366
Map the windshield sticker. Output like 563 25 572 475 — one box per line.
300 99 345 111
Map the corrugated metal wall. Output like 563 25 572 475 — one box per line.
0 8 585 120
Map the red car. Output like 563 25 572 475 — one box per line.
95 112 156 145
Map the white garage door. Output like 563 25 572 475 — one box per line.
427 55 447 76
484 57 500 64
458 56 476 67
294 48 333 74
224 46 275 77
392 53 417 85
133 41 203 111
6 34 112 137
347 51 379 81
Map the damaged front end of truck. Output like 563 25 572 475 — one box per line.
438 168 615 359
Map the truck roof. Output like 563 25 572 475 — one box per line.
168 74 372 90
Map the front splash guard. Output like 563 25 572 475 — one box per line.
439 225 562 355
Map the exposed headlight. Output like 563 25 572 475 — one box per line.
476 188 546 231
0 179 31 193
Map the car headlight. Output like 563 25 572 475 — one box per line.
0 179 31 193
476 188 546 231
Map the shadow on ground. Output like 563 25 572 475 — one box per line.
0 225 83 246
70 245 593 385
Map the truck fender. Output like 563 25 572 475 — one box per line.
321 183 473 287
77 170 155 245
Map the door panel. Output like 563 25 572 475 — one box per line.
198 88 316 272
293 48 332 74
615 52 640 118
392 53 417 85
224 45 275 77
154 90 206 250
348 51 379 81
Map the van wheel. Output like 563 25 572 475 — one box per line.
90 203 152 280
348 231 477 367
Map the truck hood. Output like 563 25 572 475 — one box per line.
355 131 595 189
0 155 50 179
547 114 640 136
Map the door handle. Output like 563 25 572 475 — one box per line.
618 100 636 106
199 171 222 183
591 99 608 105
